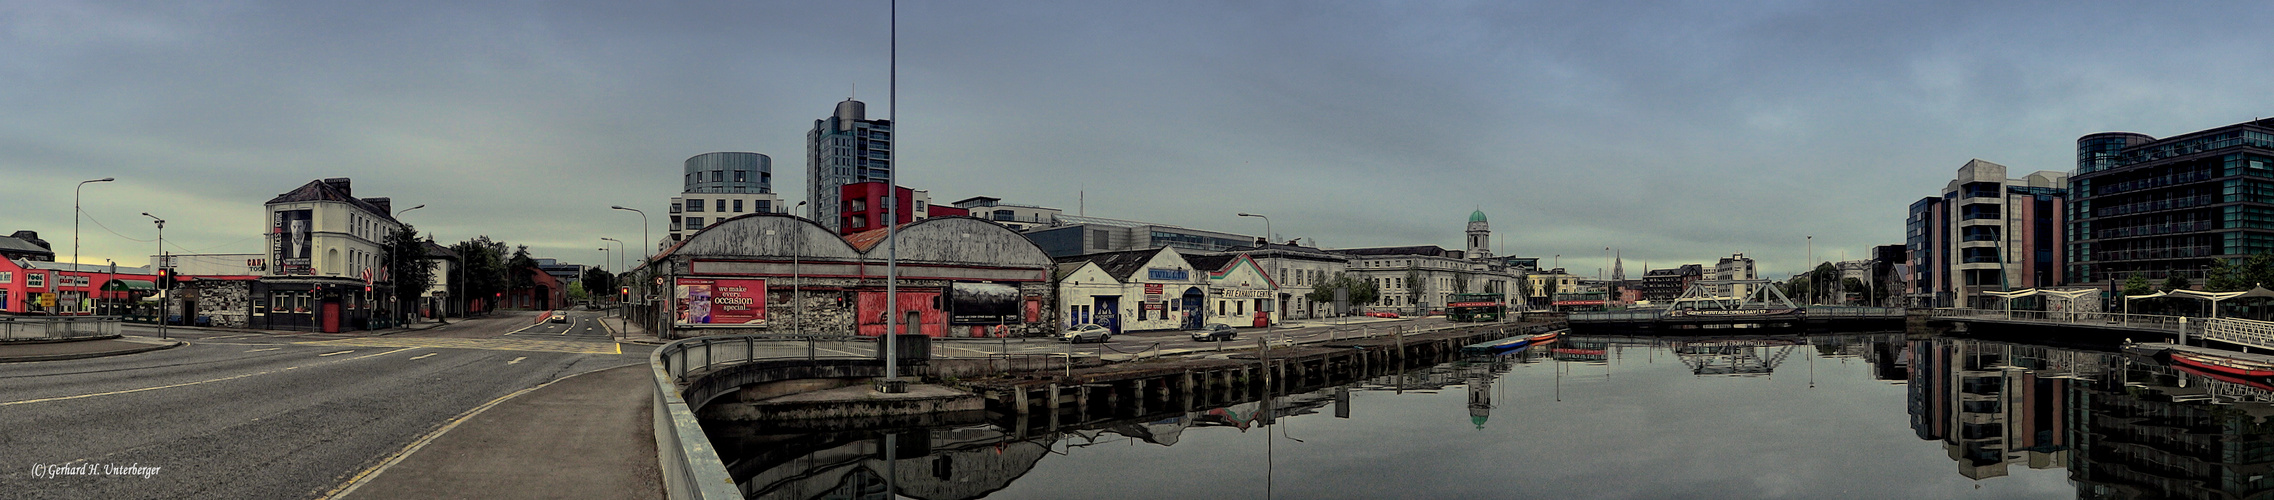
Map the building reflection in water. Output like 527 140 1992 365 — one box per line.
1907 336 2274 498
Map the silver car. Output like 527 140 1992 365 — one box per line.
1189 323 1237 342
1060 324 1112 343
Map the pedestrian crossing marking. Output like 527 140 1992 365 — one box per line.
295 337 619 354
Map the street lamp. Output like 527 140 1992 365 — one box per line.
142 212 165 339
600 237 624 274
1237 212 1277 342
395 204 424 217
610 205 650 338
73 177 113 315
794 201 807 335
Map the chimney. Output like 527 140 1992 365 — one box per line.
365 197 392 216
322 178 352 198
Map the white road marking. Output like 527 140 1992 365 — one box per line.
410 353 439 360
245 347 283 352
319 350 355 357
3 348 416 407
507 356 526 365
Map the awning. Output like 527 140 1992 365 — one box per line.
101 279 156 291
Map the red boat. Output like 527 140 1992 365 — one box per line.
1527 331 1561 343
2172 364 2274 392
2169 351 2274 378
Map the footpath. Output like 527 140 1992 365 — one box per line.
335 311 666 499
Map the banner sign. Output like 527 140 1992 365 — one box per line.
675 277 766 325
1143 301 1164 311
1147 268 1188 281
273 209 314 275
1144 283 1164 294
951 282 1021 325
1215 288 1272 299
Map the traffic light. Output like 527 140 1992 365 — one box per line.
156 268 171 289
620 286 629 296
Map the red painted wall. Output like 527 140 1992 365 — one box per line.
854 289 946 337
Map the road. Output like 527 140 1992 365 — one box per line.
0 310 648 500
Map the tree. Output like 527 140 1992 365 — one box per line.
582 267 616 304
451 236 510 313
1405 269 1425 310
2123 274 2152 297
1305 273 1378 316
508 245 538 290
566 280 589 302
384 225 435 324
2163 274 2192 292
1842 278 1869 305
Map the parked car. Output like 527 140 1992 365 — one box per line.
1060 324 1112 343
1189 323 1238 342
549 311 570 323
1368 311 1401 318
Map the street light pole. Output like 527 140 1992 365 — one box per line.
610 205 652 338
1237 212 1275 345
142 213 164 339
73 177 114 315
390 205 423 326
794 201 807 336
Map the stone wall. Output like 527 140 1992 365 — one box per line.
182 280 252 328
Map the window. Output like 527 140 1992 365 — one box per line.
732 199 743 213
711 170 724 183
0 272 10 284
687 217 705 230
687 199 705 212
734 171 746 183
758 200 771 213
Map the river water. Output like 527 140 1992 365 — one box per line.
705 331 2261 499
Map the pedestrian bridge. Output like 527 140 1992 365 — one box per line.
1925 308 2274 352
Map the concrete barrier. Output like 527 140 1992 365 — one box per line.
0 316 122 342
648 339 745 500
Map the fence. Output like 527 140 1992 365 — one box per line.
2204 318 2274 351
0 316 122 342
1926 308 2205 337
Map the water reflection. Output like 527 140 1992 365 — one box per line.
704 332 2274 499
1909 336 2274 498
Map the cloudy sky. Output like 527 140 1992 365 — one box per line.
8 1 2273 278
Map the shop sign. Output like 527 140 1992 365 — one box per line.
1215 288 1272 299
675 277 766 325
1147 268 1188 281
1143 301 1165 311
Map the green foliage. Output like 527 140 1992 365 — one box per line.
566 280 588 301
2123 274 2153 296
451 236 510 312
2163 274 2192 292
384 225 435 322
1305 273 1379 315
508 245 538 289
581 267 616 301
1405 269 1424 306
2208 254 2274 292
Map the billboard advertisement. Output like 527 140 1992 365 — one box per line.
950 282 1020 325
675 277 767 325
273 209 314 275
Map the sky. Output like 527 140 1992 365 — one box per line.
7 1 2274 279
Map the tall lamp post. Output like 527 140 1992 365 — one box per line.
794 201 806 335
1237 212 1275 344
73 177 114 315
601 237 624 314
142 212 165 339
393 205 423 326
609 205 651 337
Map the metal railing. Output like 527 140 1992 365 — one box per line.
1927 308 2204 336
2204 318 2274 351
0 316 123 342
656 335 879 383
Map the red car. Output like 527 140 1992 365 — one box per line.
1367 312 1401 318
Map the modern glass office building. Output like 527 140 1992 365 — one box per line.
2066 119 2274 285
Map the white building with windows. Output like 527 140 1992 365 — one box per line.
264 178 402 280
1053 247 1213 333
670 152 785 246
954 196 1062 231
1221 242 1349 320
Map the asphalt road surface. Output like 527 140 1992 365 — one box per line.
0 310 648 500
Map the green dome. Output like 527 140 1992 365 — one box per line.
1468 210 1488 223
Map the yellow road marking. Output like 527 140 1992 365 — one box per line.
1 348 416 407
319 350 354 357
507 356 526 365
410 353 438 360
246 347 282 352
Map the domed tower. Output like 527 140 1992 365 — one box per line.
1466 209 1491 259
